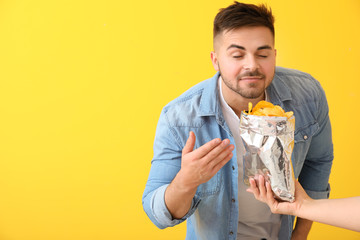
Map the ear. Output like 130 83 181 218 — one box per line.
210 51 219 71
274 49 277 57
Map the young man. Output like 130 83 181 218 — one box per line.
142 2 333 240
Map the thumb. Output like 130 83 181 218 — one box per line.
182 131 195 155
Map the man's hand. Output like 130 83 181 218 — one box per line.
176 131 234 191
165 131 234 219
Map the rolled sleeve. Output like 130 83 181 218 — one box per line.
304 183 331 200
150 184 201 228
142 108 202 229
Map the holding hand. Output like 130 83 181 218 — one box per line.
246 175 360 232
246 175 310 216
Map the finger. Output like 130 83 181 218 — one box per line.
258 175 267 198
203 139 234 164
265 181 280 213
265 181 274 200
182 131 196 155
191 137 222 158
246 188 254 193
206 142 234 168
210 151 233 174
265 180 277 206
249 177 260 198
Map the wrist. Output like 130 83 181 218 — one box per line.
173 170 198 195
294 197 313 218
164 171 198 220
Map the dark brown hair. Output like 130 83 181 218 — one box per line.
213 2 275 38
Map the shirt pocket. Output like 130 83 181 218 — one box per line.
293 121 319 177
195 171 222 198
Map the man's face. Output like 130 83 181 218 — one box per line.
211 26 276 100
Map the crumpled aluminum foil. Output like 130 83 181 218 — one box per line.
240 112 296 202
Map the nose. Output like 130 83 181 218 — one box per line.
243 55 259 71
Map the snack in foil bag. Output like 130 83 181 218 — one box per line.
240 101 296 202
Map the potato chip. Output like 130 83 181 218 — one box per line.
248 102 253 114
252 100 275 112
274 105 285 114
246 101 293 119
252 109 266 116
261 107 283 116
284 111 294 118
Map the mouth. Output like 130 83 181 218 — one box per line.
240 76 264 81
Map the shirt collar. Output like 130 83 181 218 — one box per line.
198 72 221 117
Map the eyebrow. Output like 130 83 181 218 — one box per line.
227 44 245 50
257 45 272 50
227 44 273 51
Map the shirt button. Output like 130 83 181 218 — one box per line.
232 166 235 170
232 199 235 203
229 231 233 235
304 135 308 140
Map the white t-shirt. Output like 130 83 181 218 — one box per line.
218 77 281 240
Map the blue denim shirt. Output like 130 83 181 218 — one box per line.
142 67 333 240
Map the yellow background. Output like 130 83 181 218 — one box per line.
0 0 359 239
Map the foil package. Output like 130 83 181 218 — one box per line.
240 112 296 202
